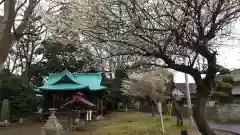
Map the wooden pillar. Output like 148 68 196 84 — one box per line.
52 94 56 108
96 96 100 114
100 99 103 115
43 93 51 112
72 110 75 126
68 111 71 131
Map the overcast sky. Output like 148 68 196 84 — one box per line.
174 20 240 83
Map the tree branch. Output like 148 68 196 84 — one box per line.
14 0 38 40
14 0 27 18
126 62 169 70
0 0 5 5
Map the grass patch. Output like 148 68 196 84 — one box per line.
71 112 196 135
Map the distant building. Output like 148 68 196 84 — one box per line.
173 83 196 105
37 69 106 114
174 68 240 104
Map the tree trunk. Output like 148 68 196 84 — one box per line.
125 103 128 112
0 63 3 72
0 0 15 69
0 37 13 72
173 96 183 126
151 101 155 117
193 92 216 135
24 62 31 82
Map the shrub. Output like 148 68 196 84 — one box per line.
0 71 40 119
215 80 234 103
222 75 234 84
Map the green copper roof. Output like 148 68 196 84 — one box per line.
44 70 80 86
38 69 106 91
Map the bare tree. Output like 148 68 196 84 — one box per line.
17 20 45 80
45 2 131 77
122 69 174 133
124 69 173 101
0 0 42 70
79 0 240 134
3 14 46 76
123 69 174 112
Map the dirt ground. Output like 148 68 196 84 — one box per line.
0 114 234 135
0 122 43 135
0 118 70 135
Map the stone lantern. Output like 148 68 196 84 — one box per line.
41 108 63 135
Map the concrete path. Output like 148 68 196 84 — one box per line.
210 123 240 135
171 116 240 134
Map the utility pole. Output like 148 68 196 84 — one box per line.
184 59 194 126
